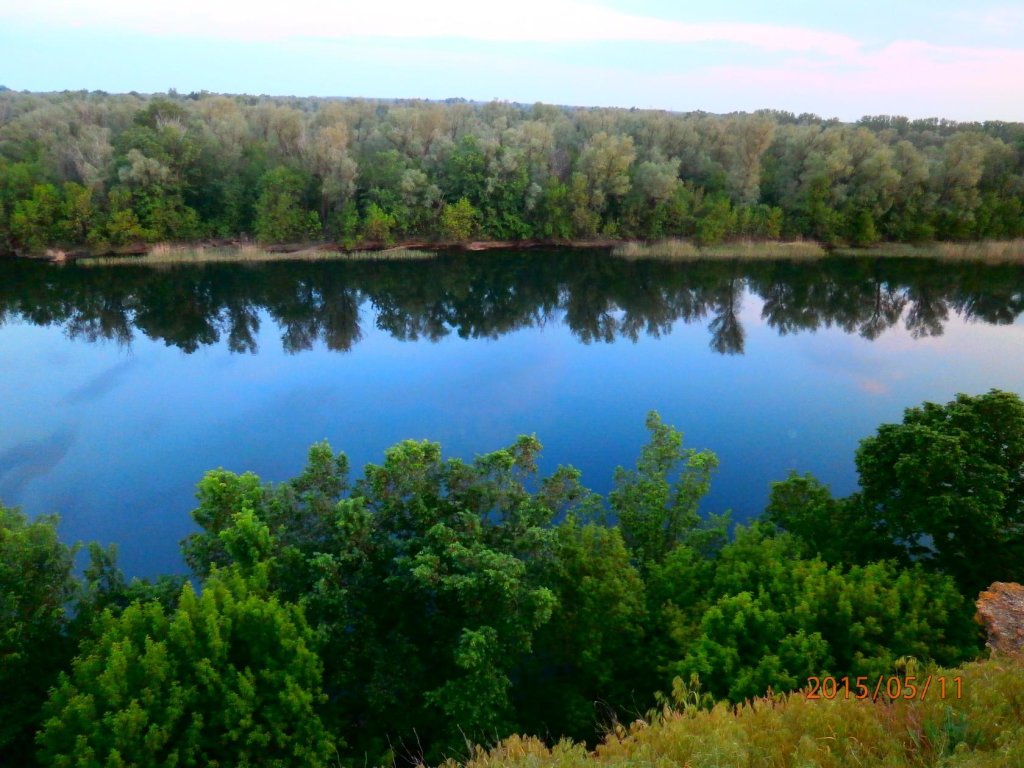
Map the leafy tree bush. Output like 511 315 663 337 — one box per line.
0 507 76 763
439 197 481 241
37 564 336 767
9 184 62 253
766 390 1024 596
609 411 722 568
694 194 735 245
254 166 320 242
670 527 978 702
518 518 649 741
182 438 571 763
2 396 1010 763
361 201 398 244
764 471 899 565
104 187 153 246
855 389 1024 594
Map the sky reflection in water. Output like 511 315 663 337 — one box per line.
1 252 1022 577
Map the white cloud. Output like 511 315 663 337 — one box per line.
691 40 1024 120
5 0 861 55
951 6 1024 37
5 0 1023 119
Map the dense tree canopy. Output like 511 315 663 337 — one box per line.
0 507 77 762
4 394 1021 765
37 565 335 767
855 389 1024 593
769 390 1024 595
1 91 1022 255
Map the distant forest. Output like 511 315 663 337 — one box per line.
1 89 1023 255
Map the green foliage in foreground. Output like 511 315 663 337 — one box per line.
856 390 1024 594
662 527 977 703
3 391 1024 766
0 507 76 760
769 389 1024 595
457 655 1024 768
37 563 335 767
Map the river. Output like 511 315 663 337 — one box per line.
2 251 1022 576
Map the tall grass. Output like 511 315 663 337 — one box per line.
834 239 1024 262
78 245 438 267
700 240 827 259
612 239 826 260
613 240 700 260
449 655 1024 768
932 239 1024 262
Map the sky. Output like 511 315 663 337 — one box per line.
2 0 1023 121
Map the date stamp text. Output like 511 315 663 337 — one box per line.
805 676 962 701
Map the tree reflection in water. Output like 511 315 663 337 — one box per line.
1 252 1022 356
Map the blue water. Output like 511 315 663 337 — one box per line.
2 253 1022 577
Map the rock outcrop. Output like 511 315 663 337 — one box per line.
976 582 1024 654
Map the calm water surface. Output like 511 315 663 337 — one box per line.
2 251 1023 577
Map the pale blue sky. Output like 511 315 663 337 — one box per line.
2 0 1023 120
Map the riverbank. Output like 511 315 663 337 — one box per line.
15 237 1024 266
77 243 438 267
23 238 625 266
612 239 827 260
832 239 1024 262
614 238 1024 262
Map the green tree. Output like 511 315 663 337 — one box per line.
764 471 899 565
361 201 397 244
59 182 99 244
330 198 361 246
310 122 358 229
694 193 735 246
114 148 203 241
609 411 723 568
104 187 152 246
9 184 62 253
181 437 578 763
0 506 77 763
519 518 649 740
672 526 978 702
575 132 636 234
441 136 489 210
855 389 1024 593
535 180 574 239
626 158 681 237
0 160 32 252
932 132 986 239
846 207 879 246
253 166 320 243
439 197 480 241
71 542 187 636
37 565 335 767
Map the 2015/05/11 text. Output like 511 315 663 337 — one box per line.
805 676 963 702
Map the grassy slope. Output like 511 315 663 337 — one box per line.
452 655 1024 768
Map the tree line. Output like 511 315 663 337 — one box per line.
1 91 1023 255
2 254 1022 354
4 390 1023 766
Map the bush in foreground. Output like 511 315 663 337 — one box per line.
36 561 336 767
454 655 1024 768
